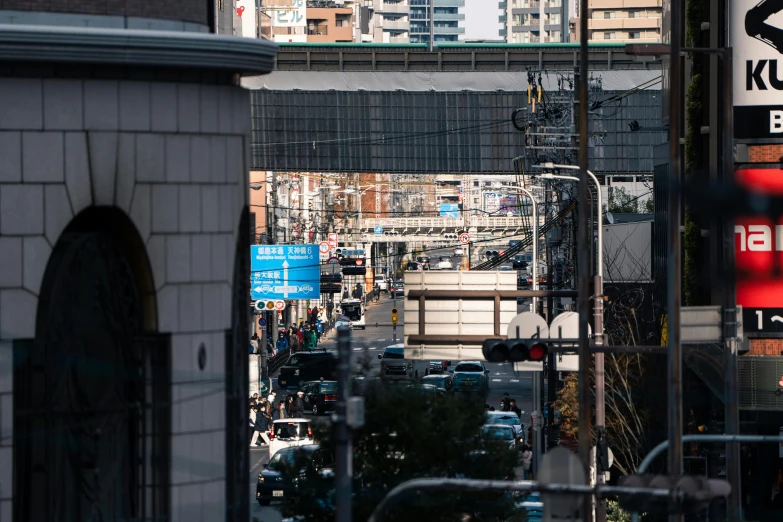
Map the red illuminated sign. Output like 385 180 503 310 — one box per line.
736 168 783 332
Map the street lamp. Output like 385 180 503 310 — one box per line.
497 187 539 312
534 162 608 501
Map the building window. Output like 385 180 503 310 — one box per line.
604 31 616 40
628 10 640 18
604 12 615 19
628 31 641 39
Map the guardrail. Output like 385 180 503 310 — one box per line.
269 347 291 375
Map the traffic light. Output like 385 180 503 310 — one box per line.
391 308 398 324
616 474 731 515
340 257 367 276
320 273 342 294
481 338 549 363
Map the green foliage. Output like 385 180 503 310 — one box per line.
601 187 652 223
280 386 523 522
606 499 643 522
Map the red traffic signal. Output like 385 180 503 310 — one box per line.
483 338 548 363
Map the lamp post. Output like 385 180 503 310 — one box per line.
536 163 607 520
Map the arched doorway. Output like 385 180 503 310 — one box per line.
13 208 169 522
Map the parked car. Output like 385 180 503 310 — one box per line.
405 261 420 271
485 410 525 442
256 444 333 506
450 361 490 395
378 344 415 380
479 424 519 452
389 281 405 298
298 380 338 415
375 274 388 292
421 373 455 393
268 418 315 459
278 352 337 390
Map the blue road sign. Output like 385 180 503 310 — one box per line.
374 226 383 234
258 317 266 327
250 245 320 300
440 203 459 218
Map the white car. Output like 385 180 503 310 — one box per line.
375 275 388 292
453 248 464 256
485 410 525 442
269 418 314 458
437 258 453 270
339 299 365 330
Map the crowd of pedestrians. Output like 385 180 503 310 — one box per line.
248 390 307 447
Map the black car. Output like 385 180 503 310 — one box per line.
421 373 455 393
256 445 333 506
278 352 337 390
299 380 339 415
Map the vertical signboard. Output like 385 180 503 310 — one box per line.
484 192 503 215
733 0 783 139
735 167 783 333
272 0 307 43
235 0 257 38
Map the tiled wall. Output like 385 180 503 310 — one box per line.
0 77 252 522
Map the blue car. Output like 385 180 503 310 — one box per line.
450 361 490 395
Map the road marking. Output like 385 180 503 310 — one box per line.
377 339 386 342
368 347 377 350
353 348 362 351
510 379 520 382
492 379 502 382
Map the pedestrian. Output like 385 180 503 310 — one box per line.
351 283 362 299
521 444 533 480
373 283 380 302
273 400 287 421
249 402 263 447
293 391 306 418
250 392 259 406
276 331 288 352
297 326 304 346
262 396 273 430
250 334 259 354
310 305 319 324
290 327 300 353
286 395 295 416
500 393 511 412
303 324 317 351
509 399 522 419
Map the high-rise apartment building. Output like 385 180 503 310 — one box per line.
372 0 411 43
499 0 565 43
585 0 661 43
410 0 465 44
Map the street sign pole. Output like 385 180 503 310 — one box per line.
335 327 353 522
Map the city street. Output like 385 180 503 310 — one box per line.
250 294 534 521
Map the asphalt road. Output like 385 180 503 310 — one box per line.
250 295 534 522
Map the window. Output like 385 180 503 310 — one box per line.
628 31 641 39
628 10 641 18
604 32 616 40
454 363 484 373
604 11 615 19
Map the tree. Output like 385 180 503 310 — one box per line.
280 385 523 522
602 186 653 220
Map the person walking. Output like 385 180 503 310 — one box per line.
276 331 288 352
521 445 533 480
509 399 522 419
373 283 380 302
249 402 263 447
250 334 259 354
303 324 317 351
286 395 295 416
500 393 511 412
351 283 362 299
272 400 287 421
293 391 306 418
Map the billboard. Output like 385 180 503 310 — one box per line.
439 203 459 218
236 0 257 38
484 192 503 214
250 245 320 301
274 0 306 28
733 0 783 139
499 196 520 216
735 167 783 334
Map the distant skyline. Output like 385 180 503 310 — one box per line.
463 0 503 41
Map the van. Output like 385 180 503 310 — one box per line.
339 299 365 330
378 344 415 380
277 352 337 390
268 419 314 459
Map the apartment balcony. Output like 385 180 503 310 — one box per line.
499 1 507 8
588 0 661 7
499 14 507 22
499 28 507 36
389 35 410 43
544 0 562 6
434 0 465 6
384 19 410 30
437 12 466 20
432 25 465 34
375 1 410 14
588 16 660 30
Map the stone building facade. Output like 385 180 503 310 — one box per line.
0 6 275 522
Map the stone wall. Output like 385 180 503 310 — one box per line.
0 76 252 522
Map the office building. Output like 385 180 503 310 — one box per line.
499 0 564 43
586 0 661 42
410 0 465 44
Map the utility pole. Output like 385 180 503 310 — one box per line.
576 0 592 520
428 0 434 52
335 327 353 522
546 186 557 451
667 2 684 522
